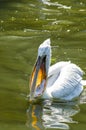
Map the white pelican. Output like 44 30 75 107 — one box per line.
29 39 86 101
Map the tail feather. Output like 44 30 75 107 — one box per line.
81 80 86 86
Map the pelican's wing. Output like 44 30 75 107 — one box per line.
50 63 84 101
47 61 71 88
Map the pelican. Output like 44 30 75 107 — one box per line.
29 39 86 101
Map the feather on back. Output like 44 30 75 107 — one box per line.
45 62 83 101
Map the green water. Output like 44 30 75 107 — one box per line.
0 0 86 130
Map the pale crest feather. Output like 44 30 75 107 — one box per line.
39 38 50 48
38 38 51 57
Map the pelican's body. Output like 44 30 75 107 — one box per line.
43 61 83 101
30 39 86 101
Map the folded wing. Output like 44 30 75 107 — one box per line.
48 62 84 101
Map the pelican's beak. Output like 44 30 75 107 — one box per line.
29 56 47 101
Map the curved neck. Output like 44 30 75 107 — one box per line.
46 49 51 76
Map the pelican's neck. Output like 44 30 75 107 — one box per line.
46 48 51 76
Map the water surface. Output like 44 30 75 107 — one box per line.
0 0 86 130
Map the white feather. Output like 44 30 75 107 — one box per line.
37 39 86 101
81 80 86 86
43 61 84 101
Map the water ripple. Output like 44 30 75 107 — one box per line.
42 0 71 9
26 101 80 130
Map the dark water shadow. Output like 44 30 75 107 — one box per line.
0 0 24 8
26 100 80 130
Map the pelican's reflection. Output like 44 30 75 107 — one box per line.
26 100 80 130
26 103 43 130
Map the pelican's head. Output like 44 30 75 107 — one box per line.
29 39 51 101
